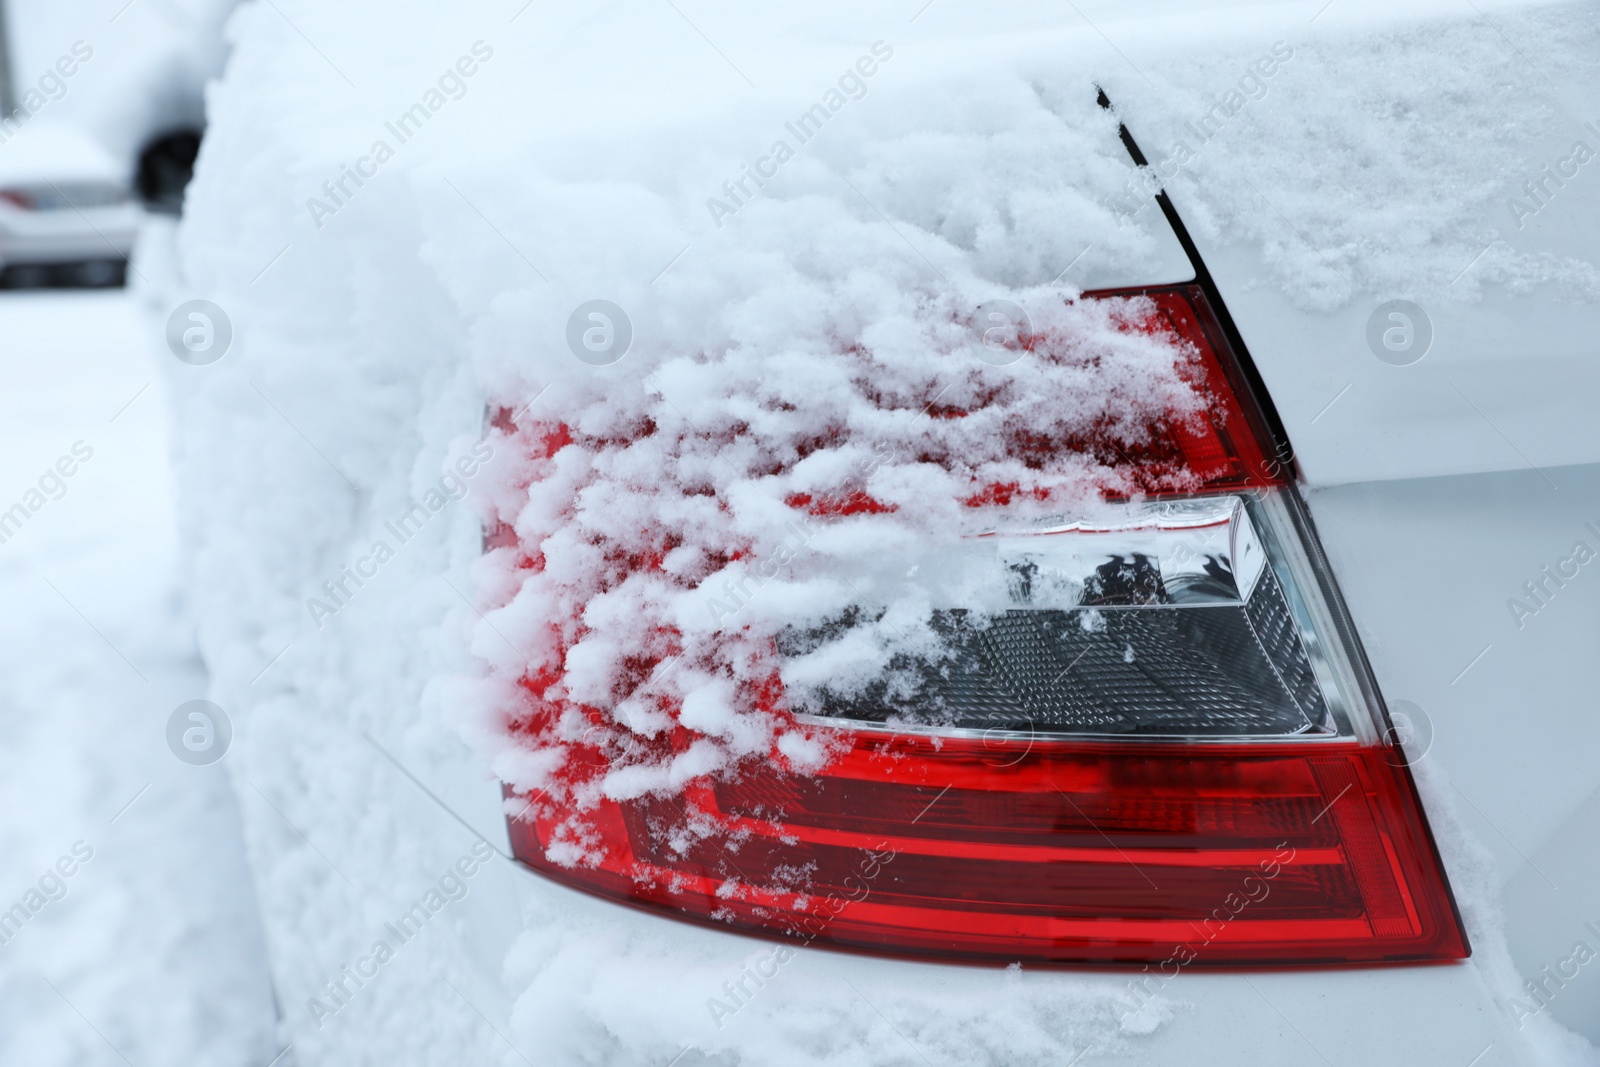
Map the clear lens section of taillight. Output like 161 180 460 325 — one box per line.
501 284 1469 965
781 493 1338 739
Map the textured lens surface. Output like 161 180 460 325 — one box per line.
784 496 1333 737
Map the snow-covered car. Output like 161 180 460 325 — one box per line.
161 2 1600 1064
0 126 139 285
0 0 231 284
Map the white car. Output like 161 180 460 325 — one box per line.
0 0 231 286
159 2 1600 1064
0 125 140 286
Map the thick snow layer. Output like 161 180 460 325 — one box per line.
167 0 1599 1063
0 286 275 1065
1098 5 1600 311
472 274 1209 822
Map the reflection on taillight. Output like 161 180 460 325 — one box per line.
499 283 1469 965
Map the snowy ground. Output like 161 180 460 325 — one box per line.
0 285 277 1065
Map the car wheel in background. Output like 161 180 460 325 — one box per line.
0 259 127 290
137 130 203 216
70 258 126 287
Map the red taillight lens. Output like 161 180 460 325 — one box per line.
1091 284 1285 494
498 284 1469 965
508 736 1465 963
957 284 1285 502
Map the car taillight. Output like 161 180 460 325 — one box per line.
499 284 1469 965
0 189 34 210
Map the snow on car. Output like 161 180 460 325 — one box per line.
162 0 1600 1063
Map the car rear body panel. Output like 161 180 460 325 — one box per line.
458 53 1600 1067
0 201 140 264
1188 237 1600 487
0 127 139 267
478 94 1595 1067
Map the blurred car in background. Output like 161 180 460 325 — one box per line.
0 0 227 288
0 125 139 287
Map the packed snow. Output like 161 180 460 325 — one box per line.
1098 11 1600 310
475 283 1214 825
